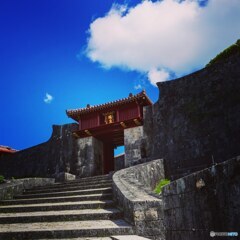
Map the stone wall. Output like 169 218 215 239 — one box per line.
0 124 106 179
112 159 165 240
0 178 54 200
144 50 240 180
114 153 125 171
0 124 79 178
162 156 240 240
75 136 103 177
142 106 154 160
124 126 144 167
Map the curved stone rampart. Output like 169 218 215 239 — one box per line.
112 159 165 240
143 51 240 180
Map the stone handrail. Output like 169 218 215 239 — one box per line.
112 159 165 240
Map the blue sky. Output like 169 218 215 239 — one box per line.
0 0 239 151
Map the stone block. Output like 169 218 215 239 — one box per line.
134 211 145 222
0 182 23 200
55 172 76 182
145 208 158 221
124 126 144 167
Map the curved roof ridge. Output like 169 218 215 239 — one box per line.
0 145 17 153
66 90 152 121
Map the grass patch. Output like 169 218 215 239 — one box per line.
0 175 5 184
206 39 240 67
154 179 170 194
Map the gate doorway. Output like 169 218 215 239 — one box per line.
66 91 152 176
96 129 124 174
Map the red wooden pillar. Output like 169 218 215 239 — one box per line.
97 114 100 126
79 118 82 130
137 103 141 118
116 110 119 122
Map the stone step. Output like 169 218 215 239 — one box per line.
15 187 112 199
41 238 112 240
0 208 122 224
0 219 134 240
35 179 112 190
0 200 115 213
1 193 112 205
111 235 152 240
24 182 112 194
0 175 138 240
76 174 111 181
64 176 111 183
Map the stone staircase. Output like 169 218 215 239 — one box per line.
0 175 145 240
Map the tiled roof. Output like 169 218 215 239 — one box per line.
0 145 17 154
66 90 152 119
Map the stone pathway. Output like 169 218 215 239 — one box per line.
0 175 149 240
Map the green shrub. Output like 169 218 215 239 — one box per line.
154 179 170 194
0 175 5 183
206 39 240 67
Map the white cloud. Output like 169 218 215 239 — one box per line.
44 93 53 104
134 84 142 90
86 0 240 85
148 68 170 85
